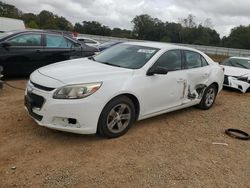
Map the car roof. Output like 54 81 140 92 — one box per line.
0 29 76 37
123 41 200 52
0 29 78 42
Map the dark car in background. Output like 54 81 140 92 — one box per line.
97 41 122 51
0 30 98 76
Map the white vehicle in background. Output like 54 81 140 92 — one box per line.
76 36 101 47
25 42 224 138
0 17 25 33
221 57 250 93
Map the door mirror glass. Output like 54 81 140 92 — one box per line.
46 35 74 48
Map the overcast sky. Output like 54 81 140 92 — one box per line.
3 0 250 37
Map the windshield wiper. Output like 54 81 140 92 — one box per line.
100 62 122 67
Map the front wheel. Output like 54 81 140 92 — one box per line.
197 84 218 110
97 96 135 138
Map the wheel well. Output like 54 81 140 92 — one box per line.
114 94 140 120
211 82 219 92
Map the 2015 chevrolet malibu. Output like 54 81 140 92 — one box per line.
25 42 224 138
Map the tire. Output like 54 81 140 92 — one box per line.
197 84 218 110
97 96 135 138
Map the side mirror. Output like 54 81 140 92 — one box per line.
1 42 11 48
147 66 169 76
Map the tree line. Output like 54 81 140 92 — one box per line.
1 1 250 49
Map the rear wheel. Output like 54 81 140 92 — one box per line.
197 84 218 110
97 96 135 138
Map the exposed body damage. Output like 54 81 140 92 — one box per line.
224 74 250 93
188 84 207 99
221 57 250 93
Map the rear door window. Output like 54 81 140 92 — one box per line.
184 51 202 69
46 35 74 48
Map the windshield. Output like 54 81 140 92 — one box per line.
221 58 250 69
94 44 159 69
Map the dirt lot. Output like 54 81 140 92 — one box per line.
0 79 249 188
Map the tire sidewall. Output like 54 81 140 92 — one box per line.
200 84 218 110
97 96 135 138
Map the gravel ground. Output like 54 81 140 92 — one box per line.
0 79 249 188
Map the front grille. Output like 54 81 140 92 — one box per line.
25 95 43 121
31 81 55 92
27 92 45 109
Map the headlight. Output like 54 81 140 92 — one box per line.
53 82 102 99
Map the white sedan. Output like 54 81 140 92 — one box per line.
25 42 224 138
76 37 100 47
221 57 250 93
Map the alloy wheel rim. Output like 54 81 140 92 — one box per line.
205 88 215 107
107 104 131 134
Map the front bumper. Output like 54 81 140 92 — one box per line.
223 75 250 93
24 83 105 134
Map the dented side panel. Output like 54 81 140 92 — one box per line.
185 66 211 101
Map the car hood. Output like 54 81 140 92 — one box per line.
37 58 134 85
223 65 250 77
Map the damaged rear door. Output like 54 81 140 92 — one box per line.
183 50 211 101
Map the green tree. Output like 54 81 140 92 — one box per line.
22 13 38 28
131 14 155 40
111 28 132 38
164 22 182 43
74 22 84 33
55 16 73 31
223 25 250 49
0 1 22 18
38 10 58 29
26 20 39 28
74 21 111 36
